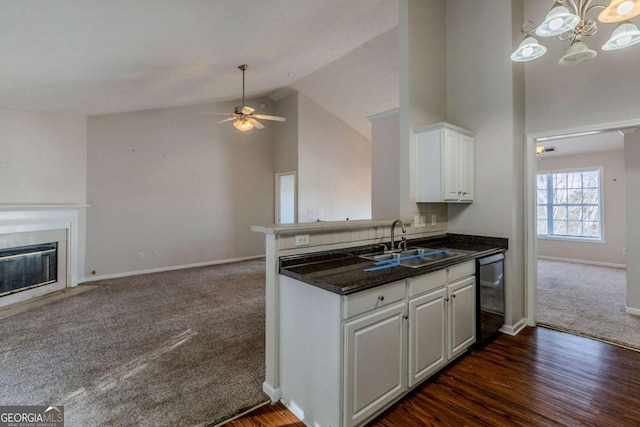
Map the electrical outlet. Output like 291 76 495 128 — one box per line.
431 215 437 226
295 234 310 246
153 250 160 258
414 215 420 228
623 248 627 255
137 252 144 260
420 216 426 228
307 208 317 218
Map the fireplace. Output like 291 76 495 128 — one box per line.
0 242 58 296
0 205 83 308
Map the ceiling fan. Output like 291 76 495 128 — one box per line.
202 64 286 133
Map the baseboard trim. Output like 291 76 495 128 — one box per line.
81 255 265 283
262 381 281 403
537 255 626 269
500 317 528 336
626 306 640 316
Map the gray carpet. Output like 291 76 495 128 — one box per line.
0 259 268 426
537 259 640 350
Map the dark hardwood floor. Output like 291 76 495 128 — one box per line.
225 327 640 426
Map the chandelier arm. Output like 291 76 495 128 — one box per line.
585 3 606 15
521 20 540 34
567 0 580 14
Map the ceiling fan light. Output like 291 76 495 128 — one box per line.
558 40 597 66
602 21 640 50
233 118 254 133
598 0 640 23
535 4 581 37
511 36 547 62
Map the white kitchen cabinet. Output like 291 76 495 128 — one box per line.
448 275 476 359
344 301 406 427
407 261 476 387
278 260 475 427
408 287 447 387
415 122 475 203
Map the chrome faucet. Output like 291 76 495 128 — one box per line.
390 219 406 251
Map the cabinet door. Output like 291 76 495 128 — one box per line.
448 276 476 359
442 129 461 201
408 288 447 387
344 302 406 427
460 135 474 202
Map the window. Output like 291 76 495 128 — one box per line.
537 168 602 240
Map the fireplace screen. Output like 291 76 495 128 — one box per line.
0 242 58 296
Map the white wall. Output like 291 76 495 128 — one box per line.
86 99 275 277
524 0 640 134
274 92 299 175
625 134 640 311
446 0 526 327
398 0 447 219
371 111 400 219
290 26 399 141
0 110 87 204
0 109 88 276
537 150 626 266
297 94 371 222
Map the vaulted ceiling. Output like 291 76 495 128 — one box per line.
1 0 398 128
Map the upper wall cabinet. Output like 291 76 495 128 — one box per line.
415 122 475 203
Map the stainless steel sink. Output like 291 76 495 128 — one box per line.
399 250 465 268
360 247 466 268
358 252 401 261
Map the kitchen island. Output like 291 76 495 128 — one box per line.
252 220 507 427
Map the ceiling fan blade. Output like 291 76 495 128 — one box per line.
241 105 255 115
201 112 233 115
253 114 286 122
217 117 237 124
249 118 265 129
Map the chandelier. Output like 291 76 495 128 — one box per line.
511 0 640 65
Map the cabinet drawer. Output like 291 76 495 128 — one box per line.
407 269 447 297
343 281 406 319
448 260 475 283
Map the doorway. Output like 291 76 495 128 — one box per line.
275 172 296 224
525 119 640 328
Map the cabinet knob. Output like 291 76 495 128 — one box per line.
463 192 467 195
378 295 384 302
403 315 408 320
452 294 456 298
458 191 462 195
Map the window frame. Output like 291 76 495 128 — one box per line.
536 166 605 244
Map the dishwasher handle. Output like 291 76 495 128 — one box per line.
478 252 504 265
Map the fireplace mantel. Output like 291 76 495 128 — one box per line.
0 204 87 291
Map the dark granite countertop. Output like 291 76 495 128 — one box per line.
279 234 508 295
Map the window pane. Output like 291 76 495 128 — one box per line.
583 205 599 222
554 173 567 190
568 206 582 221
537 220 548 235
583 221 600 238
553 206 567 221
583 171 598 188
537 206 547 220
567 221 582 236
553 189 567 204
582 189 599 204
567 172 581 189
553 221 567 235
543 168 601 240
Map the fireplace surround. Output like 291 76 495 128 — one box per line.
0 205 84 308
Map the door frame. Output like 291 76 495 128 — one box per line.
525 118 640 326
275 172 297 224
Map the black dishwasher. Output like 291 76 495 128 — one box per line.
475 252 505 346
